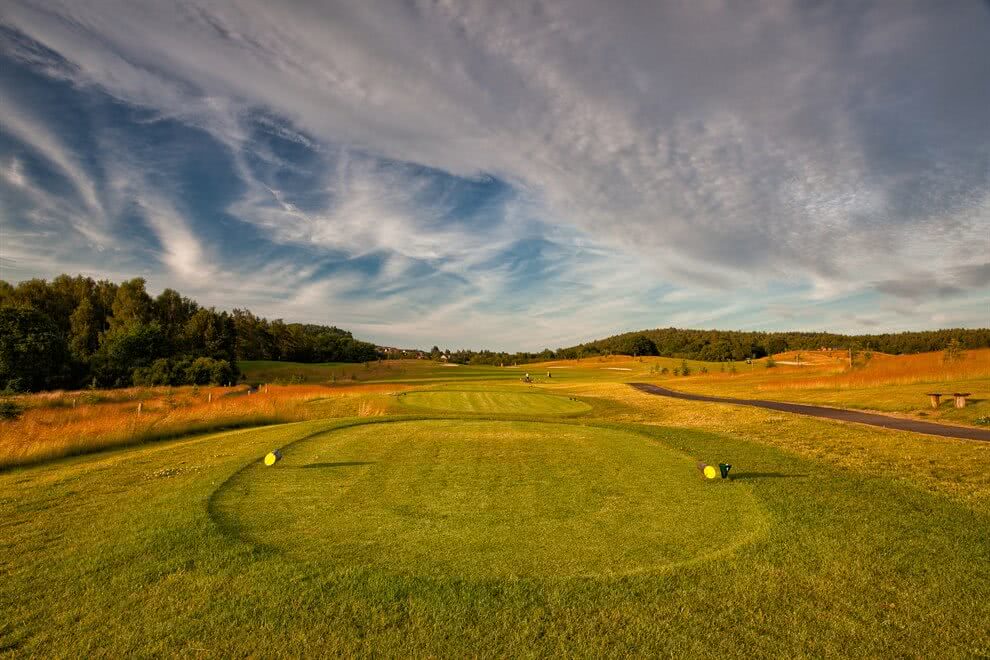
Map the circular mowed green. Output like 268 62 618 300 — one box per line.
214 420 766 578
395 389 592 415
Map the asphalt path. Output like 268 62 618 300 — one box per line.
629 383 990 441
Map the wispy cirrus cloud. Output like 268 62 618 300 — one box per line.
0 1 987 349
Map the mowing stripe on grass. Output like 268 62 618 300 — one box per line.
211 419 767 578
395 390 591 415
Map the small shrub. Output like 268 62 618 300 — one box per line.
766 356 776 368
975 416 990 426
210 360 234 386
729 365 738 375
0 399 23 421
700 367 708 375
132 358 173 386
680 361 691 377
660 367 668 375
944 338 964 363
2 378 24 394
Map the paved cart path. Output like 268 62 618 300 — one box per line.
629 383 990 441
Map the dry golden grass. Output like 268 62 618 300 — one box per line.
0 383 405 469
4 349 986 471
760 348 990 390
632 349 990 425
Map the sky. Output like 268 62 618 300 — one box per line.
0 1 988 351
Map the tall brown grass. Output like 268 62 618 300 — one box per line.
758 349 990 391
0 383 404 470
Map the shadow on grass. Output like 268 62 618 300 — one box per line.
301 461 376 469
730 472 809 481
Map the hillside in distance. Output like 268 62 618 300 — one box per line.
437 327 990 365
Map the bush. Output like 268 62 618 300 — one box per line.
209 359 234 386
680 360 691 377
944 338 964 363
626 334 658 357
93 322 165 387
132 357 234 386
766 356 776 368
132 358 174 386
0 398 23 421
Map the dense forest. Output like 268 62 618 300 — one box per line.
555 327 990 361
436 327 990 366
0 275 378 391
2 274 986 391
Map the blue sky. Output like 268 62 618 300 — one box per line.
0 1 987 350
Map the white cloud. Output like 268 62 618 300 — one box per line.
0 96 108 244
1 0 988 348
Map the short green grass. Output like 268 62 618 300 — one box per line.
214 420 764 577
2 408 989 656
394 390 592 415
240 359 522 385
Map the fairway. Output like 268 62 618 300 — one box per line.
3 398 990 656
394 390 591 415
212 420 764 577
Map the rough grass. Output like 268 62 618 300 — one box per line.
513 349 990 426
644 349 990 426
559 381 990 509
0 384 400 469
2 415 988 656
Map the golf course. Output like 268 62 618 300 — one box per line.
2 353 989 656
6 0 990 654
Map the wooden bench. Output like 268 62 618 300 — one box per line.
926 393 942 408
953 393 971 409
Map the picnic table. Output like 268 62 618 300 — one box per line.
952 393 971 409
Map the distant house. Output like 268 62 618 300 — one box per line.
440 354 449 361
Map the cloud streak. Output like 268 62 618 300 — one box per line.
0 1 987 348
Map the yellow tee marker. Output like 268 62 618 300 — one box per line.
264 450 282 466
703 464 718 480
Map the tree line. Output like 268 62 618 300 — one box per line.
0 275 377 391
430 327 990 365
562 327 990 361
